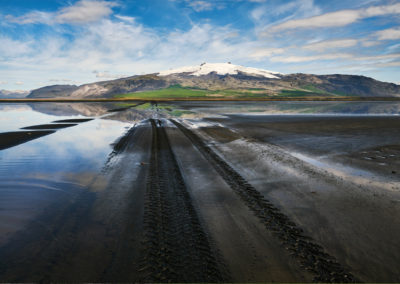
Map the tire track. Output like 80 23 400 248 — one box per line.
170 119 358 283
139 119 227 282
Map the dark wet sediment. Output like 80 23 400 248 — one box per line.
0 131 55 150
171 119 357 283
52 118 93 123
21 123 77 130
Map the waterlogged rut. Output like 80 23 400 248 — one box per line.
139 119 227 282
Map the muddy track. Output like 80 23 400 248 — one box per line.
171 119 358 283
102 125 137 172
139 119 227 282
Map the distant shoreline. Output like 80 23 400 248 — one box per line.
1 97 400 103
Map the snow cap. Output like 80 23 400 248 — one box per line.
158 62 282 79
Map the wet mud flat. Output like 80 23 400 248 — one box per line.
209 115 400 155
1 102 400 282
207 114 400 179
200 114 400 282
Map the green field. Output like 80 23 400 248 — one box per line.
115 84 277 99
115 85 210 99
114 84 354 100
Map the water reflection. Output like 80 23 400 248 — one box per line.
0 104 130 248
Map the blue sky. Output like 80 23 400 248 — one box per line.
0 0 399 91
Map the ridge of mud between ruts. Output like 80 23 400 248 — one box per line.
101 125 138 173
138 119 229 282
170 119 359 283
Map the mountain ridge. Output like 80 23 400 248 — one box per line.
0 89 30 99
26 63 400 99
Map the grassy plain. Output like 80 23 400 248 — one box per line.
114 84 339 99
1 83 400 103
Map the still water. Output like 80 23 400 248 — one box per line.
0 103 131 246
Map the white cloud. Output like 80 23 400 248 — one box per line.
270 52 400 64
357 53 400 61
67 19 156 66
2 20 264 88
5 0 117 25
250 6 265 22
15 81 24 85
114 15 135 23
375 28 400 40
155 24 268 65
363 4 400 17
271 10 360 31
92 70 128 79
337 60 400 73
48 79 81 85
387 43 400 51
0 36 32 57
361 40 380 47
188 1 214 12
271 53 353 63
5 11 53 25
273 0 320 17
57 0 117 23
269 3 400 31
248 48 285 60
252 0 321 27
303 39 358 52
0 81 8 84
372 61 400 68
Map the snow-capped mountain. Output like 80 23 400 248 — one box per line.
26 63 400 98
158 62 282 79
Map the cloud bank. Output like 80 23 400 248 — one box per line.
0 0 399 90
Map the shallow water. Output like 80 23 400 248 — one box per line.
0 103 130 245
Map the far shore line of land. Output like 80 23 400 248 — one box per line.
1 96 400 103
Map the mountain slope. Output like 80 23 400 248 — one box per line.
0 89 29 99
28 85 79 98
27 63 400 99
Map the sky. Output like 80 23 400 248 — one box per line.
0 0 399 91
